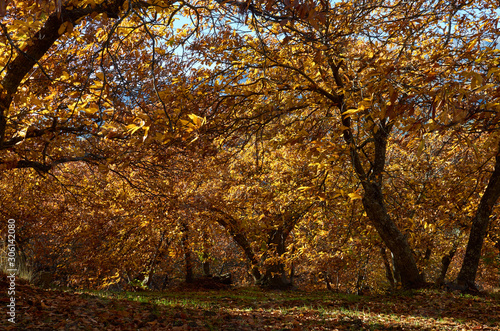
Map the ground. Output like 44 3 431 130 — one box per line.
1 278 499 330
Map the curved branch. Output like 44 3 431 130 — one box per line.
0 0 127 148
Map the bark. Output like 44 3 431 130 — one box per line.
181 223 193 283
259 209 310 289
496 240 500 288
392 253 401 285
201 233 212 277
362 178 424 288
289 242 295 286
436 245 457 286
323 272 335 291
202 249 211 277
261 263 290 289
356 273 366 295
145 231 167 288
380 246 395 288
161 274 169 290
457 140 500 290
325 275 333 291
364 200 420 288
327 50 424 289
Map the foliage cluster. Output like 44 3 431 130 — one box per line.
0 0 499 293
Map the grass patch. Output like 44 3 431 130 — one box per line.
5 280 500 330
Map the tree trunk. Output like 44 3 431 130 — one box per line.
362 183 424 288
322 272 333 291
262 262 290 288
340 112 424 289
181 223 193 283
356 273 366 295
210 205 308 287
260 228 292 289
457 141 500 291
496 239 500 288
202 249 211 277
392 253 401 286
380 246 395 288
436 245 457 286
289 241 295 286
212 212 263 282
201 233 211 277
145 231 167 288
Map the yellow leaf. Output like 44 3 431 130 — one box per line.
187 114 205 128
416 139 425 158
470 72 483 90
474 83 494 93
60 71 70 80
85 103 99 114
58 23 66 35
342 108 361 116
348 191 363 200
487 67 500 79
126 123 143 134
58 21 73 35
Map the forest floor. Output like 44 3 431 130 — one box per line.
1 277 499 330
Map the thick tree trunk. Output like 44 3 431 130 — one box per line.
322 272 334 291
392 253 401 285
184 249 193 283
201 234 211 277
362 183 424 289
457 141 500 290
262 262 291 289
143 231 167 288
260 228 292 289
496 240 500 288
356 273 366 295
289 241 295 286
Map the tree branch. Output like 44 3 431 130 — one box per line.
0 153 104 172
0 0 127 148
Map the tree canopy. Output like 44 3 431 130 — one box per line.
1 0 500 292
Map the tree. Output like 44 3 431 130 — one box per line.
0 0 128 171
0 0 206 173
189 0 500 289
456 139 500 290
192 134 322 288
